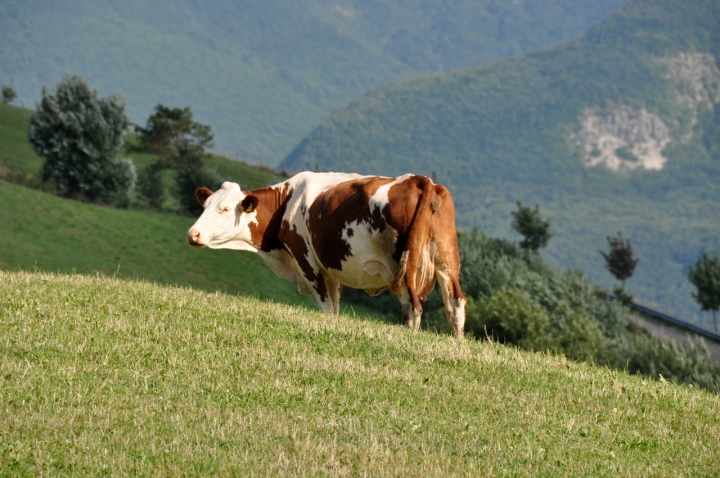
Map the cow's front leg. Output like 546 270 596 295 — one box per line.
310 274 342 314
396 284 422 329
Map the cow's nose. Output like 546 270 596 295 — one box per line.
188 228 203 247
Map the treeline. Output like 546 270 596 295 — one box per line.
18 74 276 215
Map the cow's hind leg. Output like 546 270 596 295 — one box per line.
435 268 466 339
326 277 343 315
396 284 422 330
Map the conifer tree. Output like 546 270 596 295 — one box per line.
688 251 720 332
510 201 552 253
600 232 638 299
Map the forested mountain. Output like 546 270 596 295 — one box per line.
281 0 720 326
0 0 625 164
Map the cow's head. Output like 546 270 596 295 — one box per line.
187 181 259 252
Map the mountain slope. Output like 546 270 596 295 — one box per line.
281 0 720 326
0 0 625 165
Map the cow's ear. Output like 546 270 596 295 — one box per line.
240 195 259 213
196 187 214 205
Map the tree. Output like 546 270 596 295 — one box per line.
174 145 221 216
510 201 552 253
1 85 17 104
133 104 216 214
688 251 720 332
600 232 638 294
27 74 135 204
132 104 213 156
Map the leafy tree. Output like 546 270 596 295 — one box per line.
27 74 135 204
510 201 552 253
688 251 720 332
133 104 213 156
600 232 638 296
134 104 216 214
1 85 17 104
136 161 167 210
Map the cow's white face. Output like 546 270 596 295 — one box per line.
187 181 258 252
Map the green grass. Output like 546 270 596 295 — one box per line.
1 270 719 475
0 103 43 184
0 178 314 308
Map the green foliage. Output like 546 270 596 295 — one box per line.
133 104 214 156
601 232 639 291
133 104 219 214
1 103 287 215
467 287 554 350
135 160 166 210
1 85 16 104
688 251 720 331
511 201 552 252
282 0 720 325
457 230 720 391
27 74 135 205
174 146 222 216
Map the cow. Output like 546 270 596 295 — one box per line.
187 171 467 338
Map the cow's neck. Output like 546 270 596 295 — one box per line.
247 183 292 252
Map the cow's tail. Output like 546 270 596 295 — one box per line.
403 176 438 311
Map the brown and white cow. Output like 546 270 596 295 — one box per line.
187 171 467 338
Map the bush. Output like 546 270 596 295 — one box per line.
27 74 135 205
458 230 720 392
466 287 554 351
1 85 17 104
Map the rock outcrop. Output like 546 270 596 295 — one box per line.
573 52 720 172
573 105 671 172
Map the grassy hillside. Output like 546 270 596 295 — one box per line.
0 179 316 308
281 0 720 327
1 271 719 474
0 0 625 164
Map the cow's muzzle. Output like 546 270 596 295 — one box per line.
187 228 205 248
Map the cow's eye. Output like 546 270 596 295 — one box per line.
221 207 231 214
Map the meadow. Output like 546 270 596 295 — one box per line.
1 270 719 475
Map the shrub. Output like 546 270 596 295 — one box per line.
458 230 720 392
466 287 554 351
27 74 135 205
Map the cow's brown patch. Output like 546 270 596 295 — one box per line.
306 176 393 271
244 183 293 252
280 219 328 301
